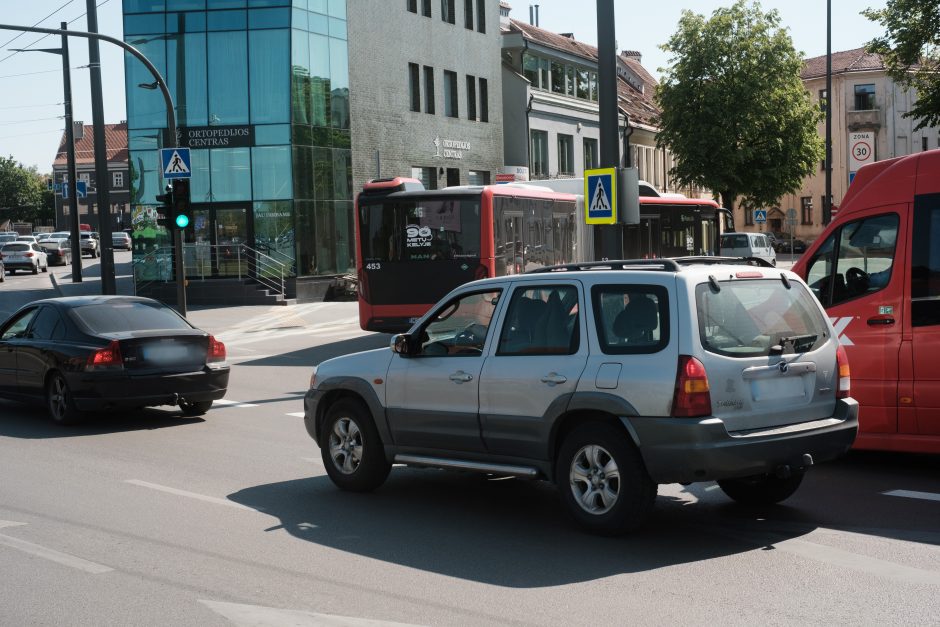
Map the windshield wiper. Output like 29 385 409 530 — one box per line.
770 334 818 355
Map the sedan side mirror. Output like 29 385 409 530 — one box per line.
391 333 413 356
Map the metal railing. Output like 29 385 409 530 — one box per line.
132 243 290 300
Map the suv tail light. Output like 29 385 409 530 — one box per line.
836 344 851 399
207 335 226 362
24 252 34 258
87 340 123 370
672 355 712 417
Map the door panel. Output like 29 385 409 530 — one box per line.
910 193 940 435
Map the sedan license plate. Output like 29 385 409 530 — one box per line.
751 375 805 402
142 344 192 364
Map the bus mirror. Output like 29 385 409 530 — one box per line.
392 333 413 356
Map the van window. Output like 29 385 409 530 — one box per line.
720 234 748 248
912 195 940 326
805 213 899 307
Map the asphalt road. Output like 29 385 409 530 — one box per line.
0 263 938 626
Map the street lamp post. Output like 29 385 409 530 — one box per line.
825 0 832 225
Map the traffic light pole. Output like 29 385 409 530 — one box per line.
0 22 186 316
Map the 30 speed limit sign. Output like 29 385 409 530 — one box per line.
848 131 875 172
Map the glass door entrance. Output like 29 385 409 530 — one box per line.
184 206 249 278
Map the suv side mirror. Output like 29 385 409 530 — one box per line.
391 333 413 356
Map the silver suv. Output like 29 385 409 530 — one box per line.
304 258 858 535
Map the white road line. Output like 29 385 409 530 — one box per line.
200 600 426 627
776 537 940 586
0 520 112 574
286 411 306 418
213 399 259 408
125 480 254 511
883 489 940 503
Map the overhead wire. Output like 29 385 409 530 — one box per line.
0 0 112 66
0 1 75 51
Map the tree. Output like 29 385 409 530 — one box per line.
864 0 940 131
656 1 823 212
0 156 49 223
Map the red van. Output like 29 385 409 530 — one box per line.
792 149 940 453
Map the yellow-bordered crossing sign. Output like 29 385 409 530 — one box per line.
584 167 617 225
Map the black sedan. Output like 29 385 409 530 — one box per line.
0 296 229 424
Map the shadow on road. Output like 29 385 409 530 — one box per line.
235 333 391 368
0 399 204 439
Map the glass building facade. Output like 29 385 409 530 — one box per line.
123 0 352 289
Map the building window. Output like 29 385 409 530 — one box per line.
112 171 124 188
412 166 438 190
466 75 477 120
801 196 813 225
468 170 489 185
408 63 420 112
476 0 485 32
924 136 929 152
818 89 827 113
522 53 539 88
423 66 435 114
479 77 488 122
79 172 90 185
854 84 875 110
744 208 754 226
443 70 458 117
583 138 597 170
441 0 455 24
422 0 431 17
464 0 473 29
557 134 574 176
531 130 548 178
407 0 417 12
551 61 565 94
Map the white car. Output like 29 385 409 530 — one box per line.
16 235 39 245
1 242 48 274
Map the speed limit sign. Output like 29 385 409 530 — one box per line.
848 131 875 172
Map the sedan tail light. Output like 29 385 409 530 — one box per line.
672 355 712 417
87 340 124 370
207 335 226 362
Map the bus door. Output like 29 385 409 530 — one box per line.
639 216 660 258
911 193 940 436
804 209 904 437
698 214 718 256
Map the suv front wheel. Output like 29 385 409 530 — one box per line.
321 398 391 492
556 422 656 535
717 472 804 505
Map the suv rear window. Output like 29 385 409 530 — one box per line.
70 301 192 333
2 243 29 252
695 279 828 357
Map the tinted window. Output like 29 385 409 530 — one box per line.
696 280 828 357
497 285 579 355
40 242 62 251
29 307 63 341
2 243 29 252
69 301 192 333
912 193 940 326
359 196 481 262
592 285 669 354
1 308 37 340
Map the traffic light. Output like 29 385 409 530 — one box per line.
156 184 174 229
172 179 191 229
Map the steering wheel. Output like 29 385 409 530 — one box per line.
845 267 870 292
454 323 487 347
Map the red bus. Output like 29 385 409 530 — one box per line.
355 177 730 333
792 149 940 454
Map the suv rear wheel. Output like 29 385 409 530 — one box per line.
556 422 656 535
717 472 804 505
321 398 391 492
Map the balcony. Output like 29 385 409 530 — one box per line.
846 108 881 132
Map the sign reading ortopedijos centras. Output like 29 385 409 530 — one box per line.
163 125 254 149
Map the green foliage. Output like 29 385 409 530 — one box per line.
864 0 940 131
655 1 824 211
0 156 51 223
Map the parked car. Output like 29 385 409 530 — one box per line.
0 232 18 244
79 232 99 258
112 231 132 250
50 231 72 240
0 296 230 424
0 256 4 281
40 239 71 266
1 242 48 274
303 258 858 535
16 235 38 245
35 233 53 242
718 232 776 266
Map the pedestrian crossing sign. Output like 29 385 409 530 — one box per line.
584 168 617 225
160 147 192 180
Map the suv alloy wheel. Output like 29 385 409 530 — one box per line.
321 398 391 492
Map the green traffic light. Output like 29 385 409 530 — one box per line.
175 214 190 228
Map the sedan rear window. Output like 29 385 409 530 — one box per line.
695 279 829 357
70 301 192 333
2 243 30 252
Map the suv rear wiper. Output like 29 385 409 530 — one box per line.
770 334 818 355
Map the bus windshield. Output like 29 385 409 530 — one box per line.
359 196 481 262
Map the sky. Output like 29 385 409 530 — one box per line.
0 0 888 172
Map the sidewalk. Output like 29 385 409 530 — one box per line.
48 257 136 298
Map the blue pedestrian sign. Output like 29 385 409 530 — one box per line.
160 147 192 179
754 209 767 223
584 167 617 225
61 181 87 199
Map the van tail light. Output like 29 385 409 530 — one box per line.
836 344 851 399
87 340 123 370
672 355 712 417
207 335 226 363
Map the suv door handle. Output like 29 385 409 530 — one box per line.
540 373 568 385
449 371 473 383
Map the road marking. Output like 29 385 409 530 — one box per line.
883 489 940 503
199 600 426 627
125 480 254 511
214 399 259 408
286 411 306 418
775 537 940 586
0 520 112 574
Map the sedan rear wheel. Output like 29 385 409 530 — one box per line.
179 398 213 416
47 372 82 425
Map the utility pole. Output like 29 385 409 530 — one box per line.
596 0 623 260
825 0 832 225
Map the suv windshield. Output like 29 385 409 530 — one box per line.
695 279 828 357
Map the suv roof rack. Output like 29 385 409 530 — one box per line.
672 256 775 268
526 259 681 273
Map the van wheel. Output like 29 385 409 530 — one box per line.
717 472 804 505
555 422 656 535
321 399 390 492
